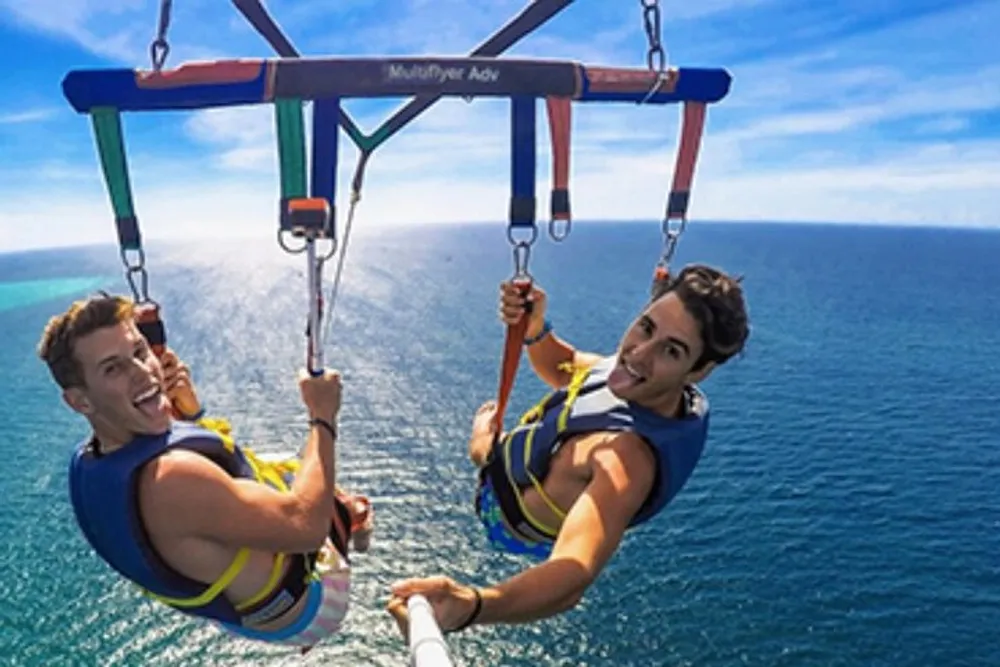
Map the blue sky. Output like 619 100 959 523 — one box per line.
0 0 998 252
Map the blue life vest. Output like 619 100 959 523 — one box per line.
502 355 709 530
68 421 261 625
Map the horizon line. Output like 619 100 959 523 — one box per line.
3 216 999 257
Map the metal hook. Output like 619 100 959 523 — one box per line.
150 39 170 72
120 247 152 303
512 241 533 280
659 217 686 266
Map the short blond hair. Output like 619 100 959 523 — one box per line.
37 294 135 389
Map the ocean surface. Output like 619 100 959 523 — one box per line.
0 220 997 667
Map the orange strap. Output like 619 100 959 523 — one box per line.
653 102 708 282
666 101 707 219
133 303 202 420
545 97 571 222
492 279 532 434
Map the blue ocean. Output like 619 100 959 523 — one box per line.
1 221 997 666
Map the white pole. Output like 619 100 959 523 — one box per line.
306 238 323 373
408 594 454 667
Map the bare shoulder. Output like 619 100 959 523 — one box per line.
584 431 656 497
139 448 221 488
137 449 230 521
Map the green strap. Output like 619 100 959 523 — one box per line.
275 98 307 200
91 107 141 250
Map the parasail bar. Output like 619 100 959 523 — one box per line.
63 57 732 112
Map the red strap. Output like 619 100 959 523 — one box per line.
666 101 707 219
654 102 708 281
493 279 532 433
134 303 201 420
546 97 571 221
133 302 166 356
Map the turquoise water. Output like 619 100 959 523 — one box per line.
1 221 998 666
0 278 111 314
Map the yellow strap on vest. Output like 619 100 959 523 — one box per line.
195 416 237 453
502 364 594 537
242 450 299 493
143 418 302 610
144 547 251 608
227 450 301 612
234 552 287 612
503 425 562 538
556 364 590 431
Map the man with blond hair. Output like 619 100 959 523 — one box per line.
39 293 371 650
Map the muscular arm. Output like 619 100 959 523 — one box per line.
138 422 338 554
474 434 656 624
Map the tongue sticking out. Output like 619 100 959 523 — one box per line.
135 390 168 420
608 361 645 393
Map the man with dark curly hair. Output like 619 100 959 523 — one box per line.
387 264 751 634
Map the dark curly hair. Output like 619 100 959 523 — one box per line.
651 264 750 370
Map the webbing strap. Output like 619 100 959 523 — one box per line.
144 446 292 610
509 96 536 228
145 548 251 608
513 424 566 526
545 97 571 223
492 280 533 434
234 552 287 613
275 98 307 229
666 102 707 220
310 97 340 214
328 495 352 561
91 107 141 251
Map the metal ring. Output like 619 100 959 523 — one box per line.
120 246 146 271
277 228 308 254
548 218 571 242
506 223 538 248
320 237 338 261
661 217 686 237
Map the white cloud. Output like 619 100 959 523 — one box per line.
3 130 997 255
721 60 1000 137
697 141 1000 225
0 0 256 65
0 109 56 124
663 0 779 21
0 0 147 63
183 106 276 171
2 0 999 254
916 116 969 135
